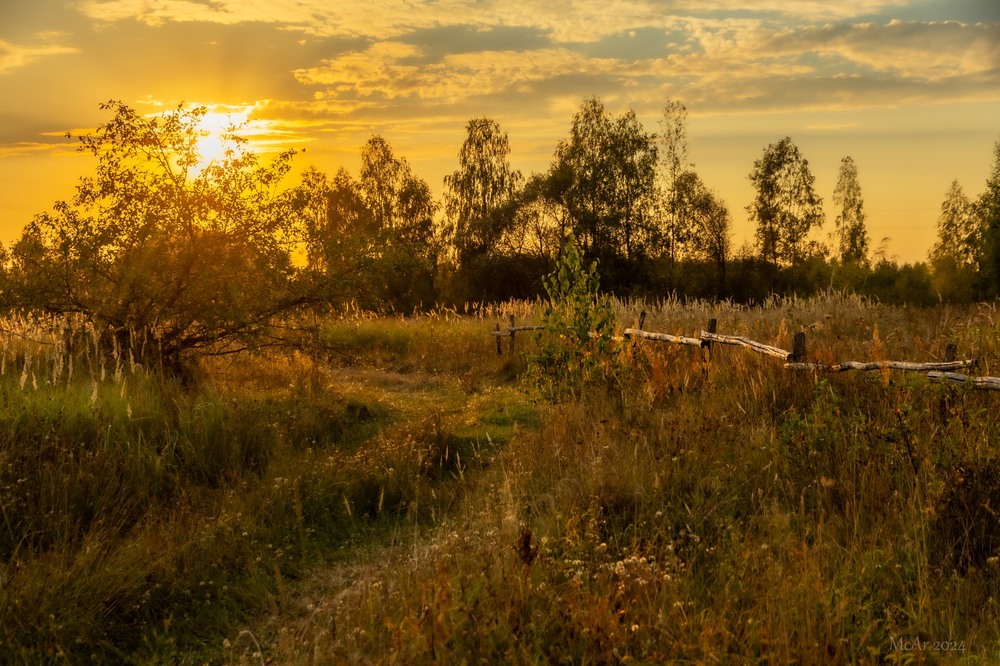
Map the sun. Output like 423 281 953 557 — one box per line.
192 108 251 171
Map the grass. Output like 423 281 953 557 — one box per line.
1 296 999 662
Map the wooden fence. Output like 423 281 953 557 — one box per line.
492 312 1000 391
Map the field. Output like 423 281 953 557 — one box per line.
1 294 999 663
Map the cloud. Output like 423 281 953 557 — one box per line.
295 43 624 104
73 0 918 42
767 20 1000 80
0 39 78 74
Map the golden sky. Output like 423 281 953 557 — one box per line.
1 0 999 263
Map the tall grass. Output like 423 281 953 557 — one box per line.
0 311 528 661
257 295 1000 664
2 296 998 662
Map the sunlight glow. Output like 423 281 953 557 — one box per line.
192 108 252 172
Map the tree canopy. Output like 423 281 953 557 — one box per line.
747 137 825 267
832 156 869 265
4 97 996 378
5 101 310 374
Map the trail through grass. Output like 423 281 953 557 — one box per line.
2 297 1000 663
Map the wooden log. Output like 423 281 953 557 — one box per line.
699 331 792 360
490 325 545 336
786 359 978 372
784 362 828 371
928 371 1000 391
830 360 976 372
623 328 702 347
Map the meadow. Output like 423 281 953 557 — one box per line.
1 294 999 663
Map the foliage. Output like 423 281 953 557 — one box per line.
747 136 825 267
0 308 534 662
6 299 1000 662
550 98 659 272
301 137 439 312
658 99 694 274
674 170 732 293
525 235 618 400
974 140 1000 297
4 101 308 375
443 117 524 267
832 155 869 264
931 180 979 269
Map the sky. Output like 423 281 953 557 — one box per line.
1 0 999 264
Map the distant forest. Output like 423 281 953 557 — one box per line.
1 98 999 368
300 96 1000 309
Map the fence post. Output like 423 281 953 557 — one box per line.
509 314 516 356
631 310 647 359
792 332 807 363
495 322 502 356
704 318 717 361
939 343 958 423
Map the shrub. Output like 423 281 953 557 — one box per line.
525 235 618 400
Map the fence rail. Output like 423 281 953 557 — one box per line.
492 313 999 391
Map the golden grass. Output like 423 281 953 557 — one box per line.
1 294 998 662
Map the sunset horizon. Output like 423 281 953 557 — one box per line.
2 1 999 265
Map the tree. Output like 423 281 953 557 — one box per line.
832 156 869 264
747 137 824 267
657 100 694 277
550 98 658 270
443 117 523 266
343 136 438 310
609 110 660 263
6 101 309 375
930 180 978 268
974 140 1000 296
675 171 732 292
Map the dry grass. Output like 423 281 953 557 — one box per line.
1 294 998 662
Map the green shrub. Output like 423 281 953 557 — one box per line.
525 236 618 400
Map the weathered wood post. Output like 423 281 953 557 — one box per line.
792 331 807 363
509 314 516 356
495 322 503 356
704 318 717 361
631 310 647 360
938 343 958 423
701 317 717 379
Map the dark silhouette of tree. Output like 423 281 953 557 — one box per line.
5 101 310 375
675 171 732 293
320 136 439 311
931 180 978 268
550 98 658 272
974 140 1000 296
832 156 869 264
443 117 523 267
928 179 978 301
747 137 824 267
658 99 694 283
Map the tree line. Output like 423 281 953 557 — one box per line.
1 99 998 371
